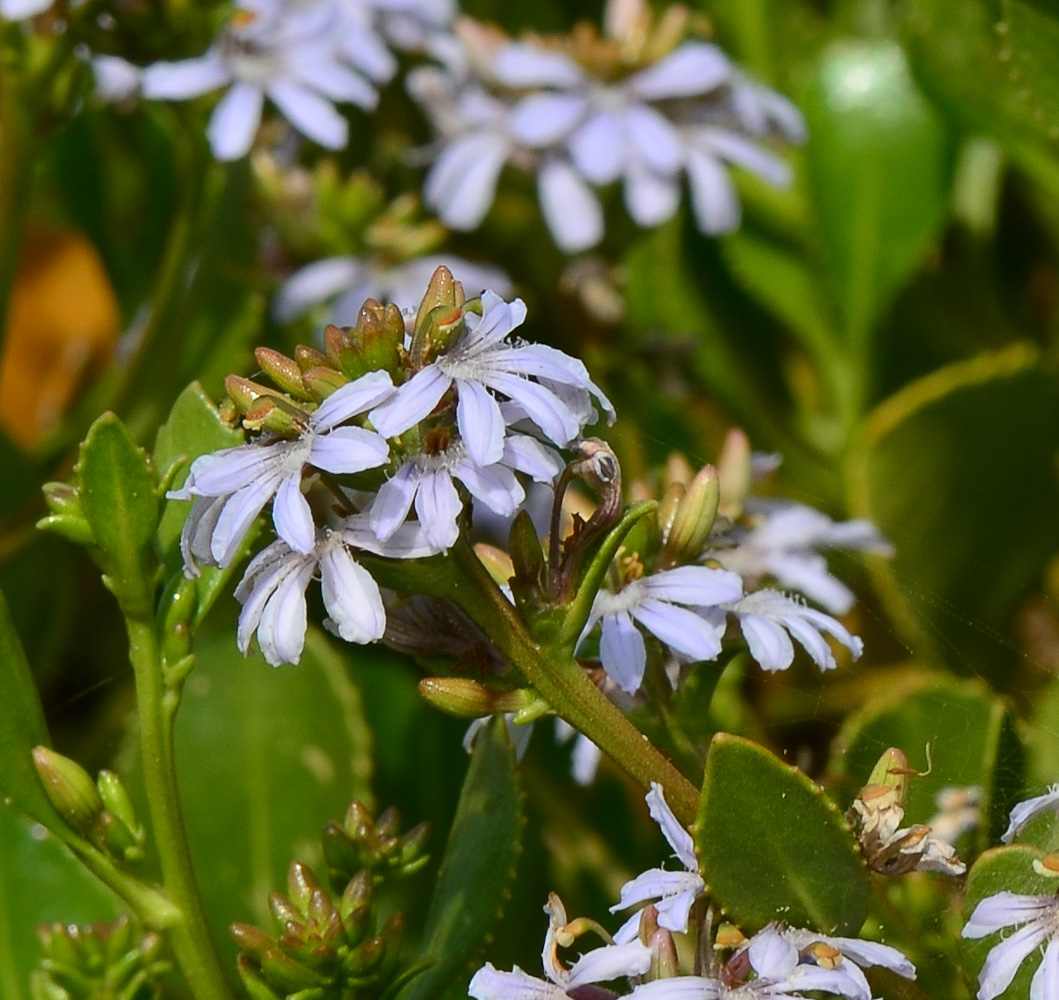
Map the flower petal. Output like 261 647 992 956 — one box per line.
207 81 264 161
272 473 316 554
686 147 740 235
600 611 647 693
370 463 420 541
425 132 509 230
267 79 348 149
309 426 390 474
274 257 363 322
646 782 698 870
314 369 397 429
456 378 506 467
509 92 587 148
629 42 730 100
369 365 452 438
141 55 230 99
633 600 723 663
568 110 623 185
537 157 604 252
320 543 386 643
415 468 462 550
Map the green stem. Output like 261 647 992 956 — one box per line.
125 616 234 1000
449 541 701 828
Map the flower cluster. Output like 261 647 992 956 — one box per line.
470 783 916 1000
169 268 612 664
408 0 805 252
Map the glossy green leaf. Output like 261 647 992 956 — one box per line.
696 733 869 934
154 383 246 624
166 622 375 966
903 0 1059 172
0 803 123 1000
963 845 1054 998
0 589 61 830
77 413 159 617
847 344 1059 681
803 40 953 342
400 717 523 1000
831 677 1024 849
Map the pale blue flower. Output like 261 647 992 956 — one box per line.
963 891 1059 1000
171 370 395 570
1002 785 1059 844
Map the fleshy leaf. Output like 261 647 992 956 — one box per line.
0 589 61 830
803 39 953 343
398 716 523 1000
832 677 1024 850
696 733 869 933
77 413 159 617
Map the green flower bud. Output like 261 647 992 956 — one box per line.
647 927 679 981
339 871 373 930
259 949 319 993
255 348 313 401
343 935 386 977
413 265 461 337
287 862 323 913
33 747 104 834
225 375 285 416
508 511 545 608
301 366 348 402
231 923 273 957
412 304 464 366
661 464 719 567
96 771 142 844
242 396 311 437
294 345 330 372
717 428 751 521
416 678 527 719
235 955 284 1000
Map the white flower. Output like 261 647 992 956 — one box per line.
469 894 651 1000
778 926 915 998
235 516 439 665
92 55 143 102
0 0 50 19
554 719 602 786
170 370 395 570
1003 786 1059 844
581 566 744 694
628 926 872 999
141 2 380 160
714 501 891 615
611 782 704 943
369 290 614 467
369 432 562 551
274 253 512 325
719 590 864 673
963 891 1059 1000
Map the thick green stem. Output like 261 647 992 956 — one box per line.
125 617 233 1000
449 541 701 827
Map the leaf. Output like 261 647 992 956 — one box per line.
0 589 62 830
154 384 245 623
803 40 954 342
0 803 123 1000
77 413 159 617
696 733 869 934
847 344 1059 682
831 677 1024 850
399 717 523 1000
164 623 376 967
962 844 1054 998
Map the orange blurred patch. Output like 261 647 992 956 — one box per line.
0 229 119 449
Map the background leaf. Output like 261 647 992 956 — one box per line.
696 733 869 934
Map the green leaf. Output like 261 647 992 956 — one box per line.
962 844 1054 997
803 40 954 342
400 717 523 1000
903 0 1059 174
77 413 159 617
0 589 61 830
154 384 246 624
831 677 1024 850
696 733 869 933
0 803 123 1000
847 344 1059 682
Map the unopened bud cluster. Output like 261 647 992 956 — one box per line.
31 917 168 1000
323 801 429 890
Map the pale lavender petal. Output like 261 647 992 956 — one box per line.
686 147 740 235
1003 787 1059 844
274 257 363 322
642 566 744 606
568 110 623 185
0 0 50 16
822 937 916 979
736 612 794 672
612 868 703 915
624 164 681 227
628 42 730 100
314 369 397 430
1031 936 1059 1000
629 977 723 1000
494 343 594 384
567 941 651 987
267 79 348 149
698 128 791 187
179 495 225 573
207 82 264 161
183 444 278 496
344 513 440 558
415 469 462 550
93 56 142 102
760 551 856 615
456 379 506 466
633 600 723 663
625 104 683 175
785 963 870 999
256 557 314 665
290 57 378 108
369 365 452 438
320 544 386 643
483 371 580 446
456 460 524 517
469 964 562 1000
273 474 316 554
236 545 298 654
457 290 526 352
646 782 697 869
979 919 1052 1000
509 92 587 147
502 434 563 483
570 736 601 786
492 43 584 88
141 55 230 98
425 132 509 230
370 463 420 541
211 478 277 566
600 611 646 693
747 927 798 980
537 157 604 252
309 427 389 473
964 893 1057 938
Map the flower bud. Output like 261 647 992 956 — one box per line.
255 347 313 401
235 954 284 1000
647 927 679 981
96 770 144 854
33 747 104 834
287 861 322 913
413 265 460 335
508 511 545 606
864 746 912 803
225 375 285 416
354 301 405 377
717 428 751 521
301 365 349 402
241 395 311 437
417 678 530 719
662 464 719 566
294 344 330 371
259 948 319 993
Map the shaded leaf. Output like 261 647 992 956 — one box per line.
848 344 1059 682
696 733 869 934
400 717 523 1000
